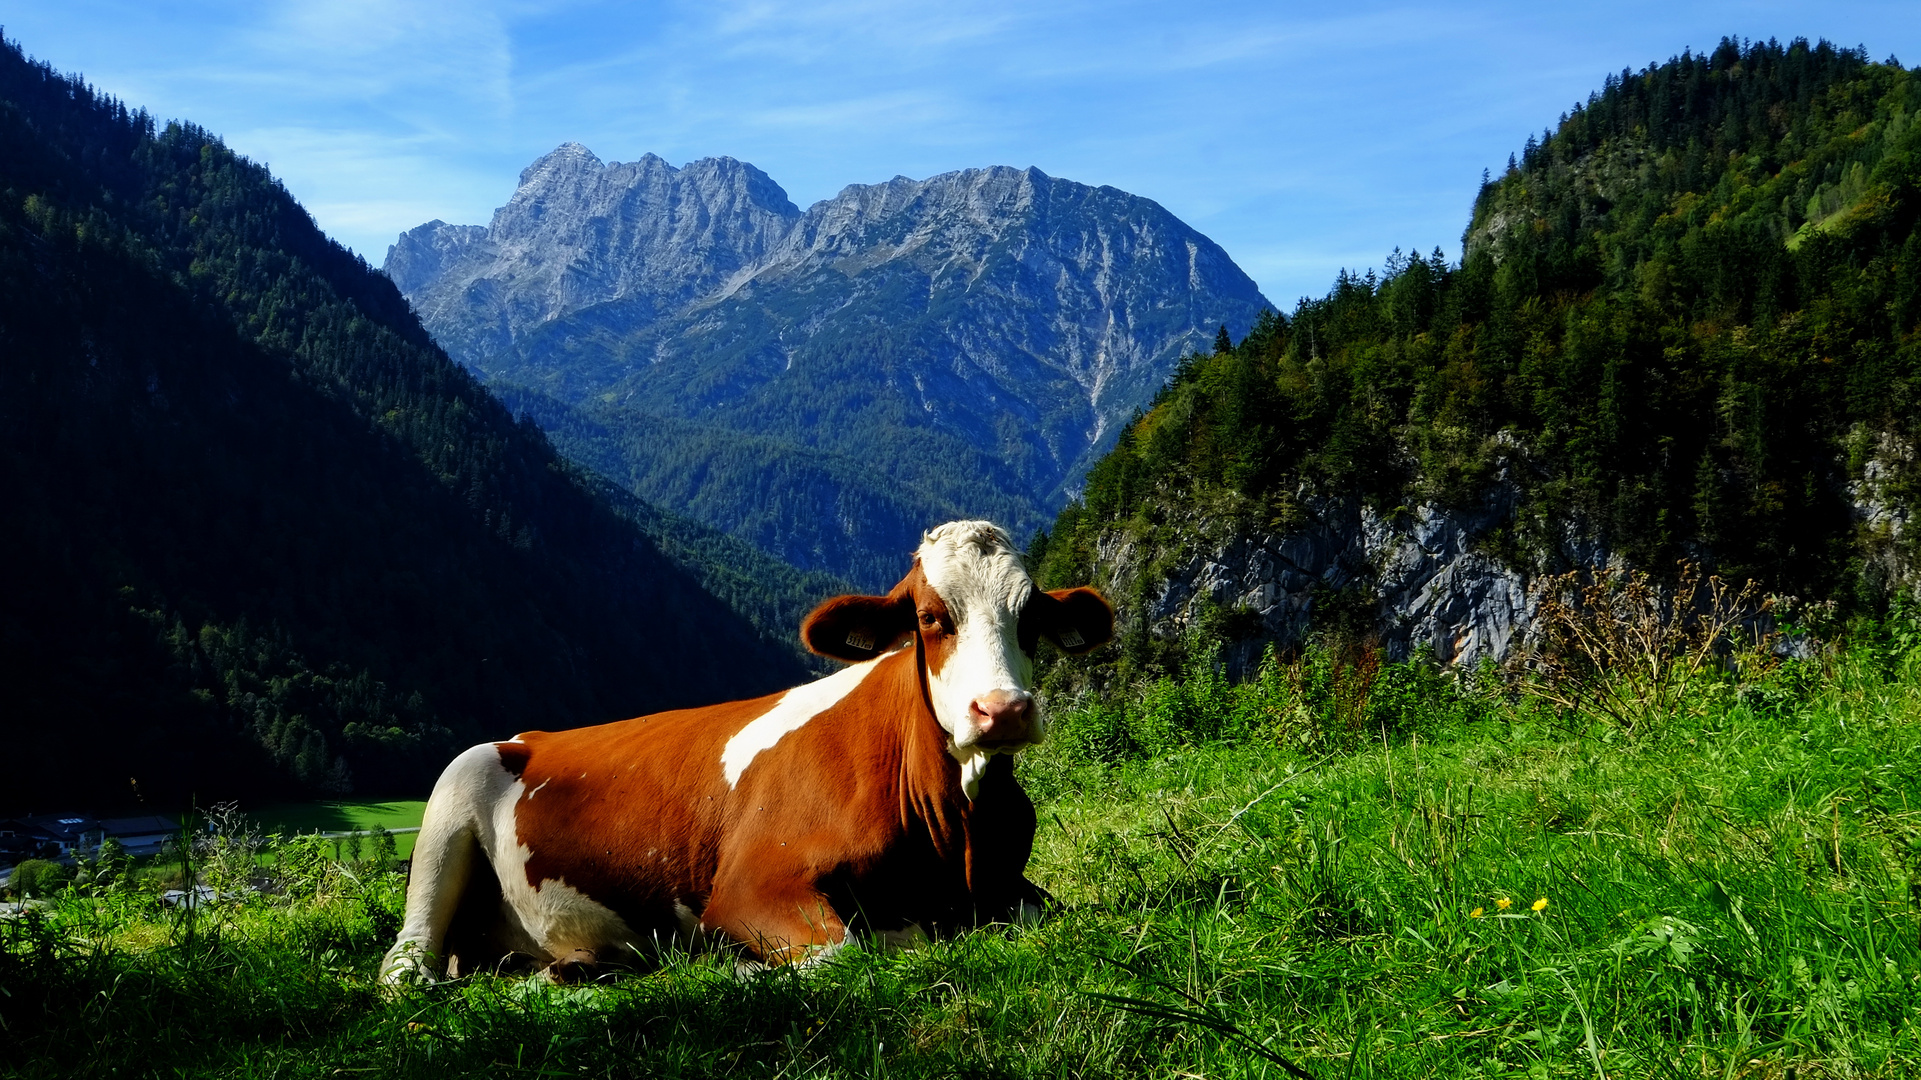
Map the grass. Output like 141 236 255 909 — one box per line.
5 639 1921 1078
248 799 429 859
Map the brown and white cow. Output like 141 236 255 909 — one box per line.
380 520 1112 981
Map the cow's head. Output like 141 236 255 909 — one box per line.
801 521 1113 796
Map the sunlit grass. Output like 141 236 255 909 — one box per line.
5 644 1921 1077
248 798 429 859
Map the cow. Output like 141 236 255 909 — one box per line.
379 520 1113 982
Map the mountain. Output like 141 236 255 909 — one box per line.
0 37 827 810
387 151 1271 588
1035 38 1921 687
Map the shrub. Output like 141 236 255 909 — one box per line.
1036 635 1488 770
1516 562 1771 731
1045 700 1131 764
368 826 398 872
1130 676 1193 756
9 859 72 898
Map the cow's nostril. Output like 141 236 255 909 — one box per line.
970 693 1034 745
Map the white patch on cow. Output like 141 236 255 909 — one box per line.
721 655 884 787
489 776 647 963
916 521 1043 773
956 748 990 800
783 924 854 968
728 921 853 978
384 742 527 982
380 741 654 983
672 901 701 938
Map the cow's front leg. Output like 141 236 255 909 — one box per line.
702 860 847 964
544 948 602 984
964 754 1049 925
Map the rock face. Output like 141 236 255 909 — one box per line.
392 146 802 367
1125 442 1911 673
386 148 1271 587
1122 484 1607 673
1851 431 1920 602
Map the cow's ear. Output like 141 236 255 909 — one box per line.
1034 587 1115 655
801 593 915 663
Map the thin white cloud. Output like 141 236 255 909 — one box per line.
242 0 517 114
224 123 515 251
739 91 962 136
703 0 1030 57
12 0 1921 301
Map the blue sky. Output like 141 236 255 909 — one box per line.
9 1 1918 307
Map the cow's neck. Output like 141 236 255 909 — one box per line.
873 644 971 858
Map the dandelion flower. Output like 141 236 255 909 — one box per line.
1532 898 1548 912
1496 897 1512 910
1469 907 1484 918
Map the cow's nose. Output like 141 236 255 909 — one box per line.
969 691 1034 746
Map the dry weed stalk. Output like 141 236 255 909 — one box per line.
1330 638 1382 739
1516 562 1773 731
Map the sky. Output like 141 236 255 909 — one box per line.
8 1 1919 308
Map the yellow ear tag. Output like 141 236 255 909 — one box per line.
1057 628 1084 648
845 630 875 651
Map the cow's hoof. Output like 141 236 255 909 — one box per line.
544 949 602 984
379 942 440 988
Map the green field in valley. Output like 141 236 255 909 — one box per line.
247 799 429 859
5 620 1921 1078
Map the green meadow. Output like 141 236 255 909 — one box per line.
248 799 430 860
5 627 1921 1078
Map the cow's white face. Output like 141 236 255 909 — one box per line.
798 519 1115 799
914 522 1042 783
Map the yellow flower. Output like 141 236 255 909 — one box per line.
1496 897 1512 910
1469 907 1484 918
1532 898 1549 912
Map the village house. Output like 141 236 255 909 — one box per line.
0 814 179 863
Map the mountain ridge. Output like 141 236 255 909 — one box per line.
387 151 1271 588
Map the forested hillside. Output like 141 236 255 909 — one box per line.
492 384 1033 592
0 37 822 810
1039 38 1921 680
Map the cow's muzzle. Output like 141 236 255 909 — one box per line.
968 690 1036 749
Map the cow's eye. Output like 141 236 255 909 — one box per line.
919 611 940 628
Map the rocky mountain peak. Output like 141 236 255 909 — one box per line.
390 145 808 362
516 141 603 187
385 149 1270 585
384 219 487 296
